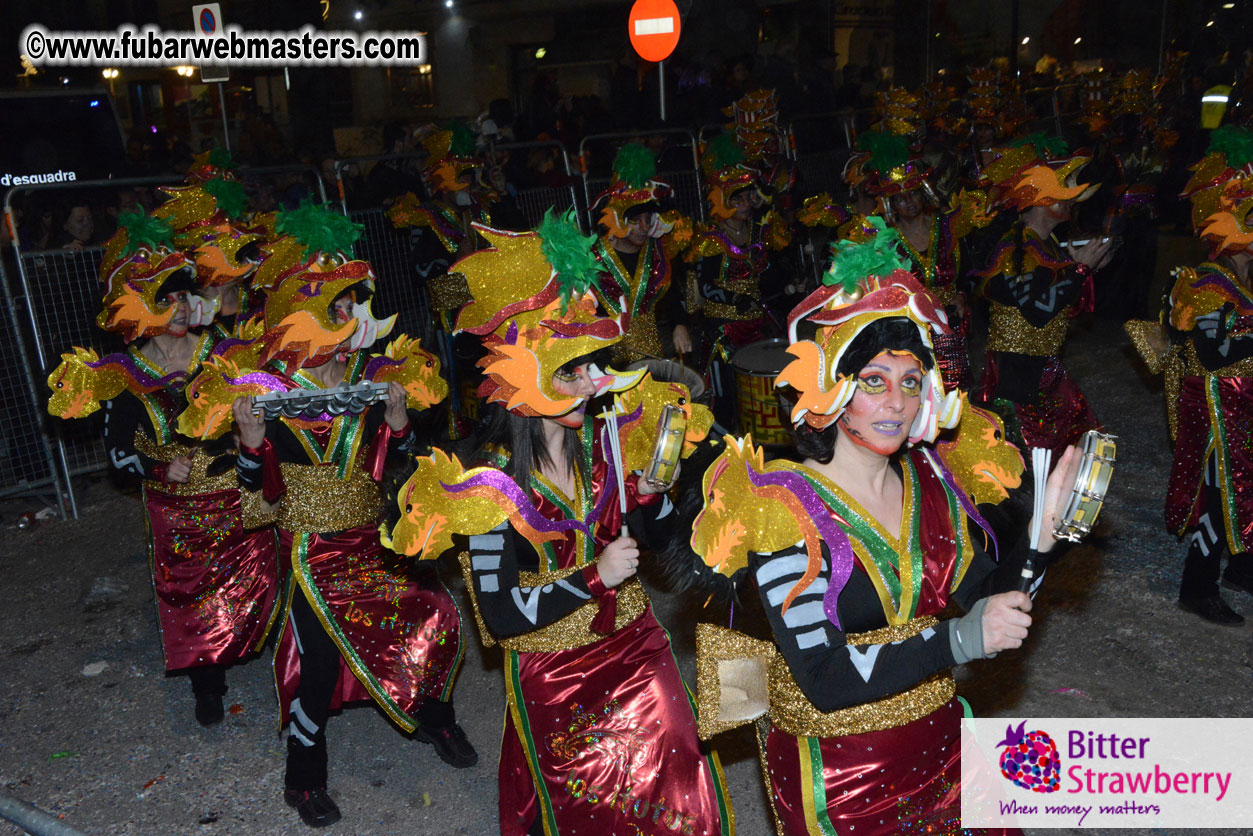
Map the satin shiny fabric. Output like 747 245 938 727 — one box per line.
273 526 464 731
765 698 1020 836
499 607 732 836
987 354 1101 462
1166 374 1253 552
144 486 280 671
933 315 973 394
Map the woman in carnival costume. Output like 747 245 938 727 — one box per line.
382 208 733 836
223 202 472 827
1149 126 1253 625
591 142 694 364
973 135 1114 460
668 232 1081 836
47 212 279 727
687 133 791 431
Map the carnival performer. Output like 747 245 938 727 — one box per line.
847 131 994 391
151 150 265 338
974 135 1113 460
670 233 1077 836
46 211 279 727
591 142 693 364
1156 126 1253 625
218 203 472 827
687 133 790 431
383 209 733 836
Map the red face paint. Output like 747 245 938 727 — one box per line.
836 351 924 456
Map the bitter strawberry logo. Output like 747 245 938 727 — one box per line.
997 720 1061 793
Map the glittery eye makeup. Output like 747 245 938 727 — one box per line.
900 375 922 397
553 368 581 384
856 374 887 395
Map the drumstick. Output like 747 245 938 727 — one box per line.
600 400 630 538
1019 447 1052 593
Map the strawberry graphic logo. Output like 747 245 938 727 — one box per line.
996 721 1061 793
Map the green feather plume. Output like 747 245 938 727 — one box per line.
706 133 746 170
203 178 248 220
207 147 236 171
276 200 363 259
1209 125 1253 168
856 132 909 175
822 216 909 292
118 212 175 256
612 143 657 188
446 121 478 157
537 207 601 310
1010 132 1070 159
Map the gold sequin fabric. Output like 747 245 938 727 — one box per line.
456 551 650 653
988 301 1070 356
277 462 382 533
614 307 663 364
136 433 237 497
429 271 472 313
694 623 776 740
704 301 755 322
766 616 956 737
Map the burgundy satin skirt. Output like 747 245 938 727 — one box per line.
766 698 1020 836
144 487 279 672
1009 356 1100 462
273 527 464 731
498 607 732 836
1166 374 1253 551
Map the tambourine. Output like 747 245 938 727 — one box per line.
251 381 390 420
644 404 687 490
1052 430 1116 542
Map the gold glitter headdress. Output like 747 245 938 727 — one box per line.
982 134 1096 210
722 88 782 162
152 175 263 289
595 143 674 238
1180 126 1253 258
421 121 482 194
701 134 758 221
453 208 639 418
98 213 202 343
777 218 960 442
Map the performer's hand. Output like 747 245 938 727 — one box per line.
636 462 679 495
597 535 640 588
232 395 266 450
672 324 693 355
951 292 969 321
165 455 193 483
1032 444 1081 553
384 381 410 432
1068 237 1114 272
982 591 1033 653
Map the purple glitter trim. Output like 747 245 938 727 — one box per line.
90 352 180 389
446 468 590 537
363 354 404 379
747 466 855 631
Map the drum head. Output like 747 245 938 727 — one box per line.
731 338 791 376
626 358 706 401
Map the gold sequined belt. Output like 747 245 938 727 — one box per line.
988 303 1070 356
614 307 663 364
277 463 382 533
766 616 956 738
457 552 649 652
704 301 756 321
136 434 238 497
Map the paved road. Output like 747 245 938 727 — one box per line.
3 253 1252 835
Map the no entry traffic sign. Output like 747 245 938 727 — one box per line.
629 0 681 63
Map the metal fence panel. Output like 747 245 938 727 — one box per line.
0 257 65 509
348 208 436 347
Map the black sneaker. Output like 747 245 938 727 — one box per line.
284 788 342 828
194 693 224 726
1178 594 1245 626
414 723 478 768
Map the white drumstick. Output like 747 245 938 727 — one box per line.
600 399 630 538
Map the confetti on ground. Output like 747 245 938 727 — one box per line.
228 704 243 715
423 792 432 807
82 661 109 676
49 751 77 761
143 776 166 790
1050 687 1091 700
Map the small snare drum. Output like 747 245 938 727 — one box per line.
731 338 792 447
1053 430 1116 542
645 404 687 490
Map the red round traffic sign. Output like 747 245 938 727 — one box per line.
629 0 681 63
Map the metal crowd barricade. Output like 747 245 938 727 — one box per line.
579 129 705 230
0 254 67 513
493 139 581 227
3 166 329 518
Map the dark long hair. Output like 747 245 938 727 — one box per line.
782 317 935 464
470 402 588 491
